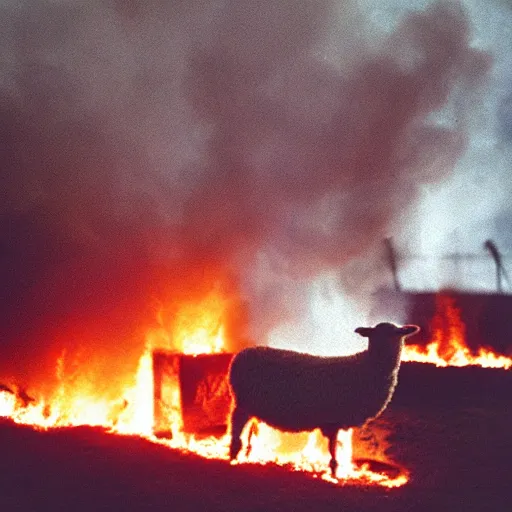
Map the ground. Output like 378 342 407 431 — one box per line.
1 364 510 512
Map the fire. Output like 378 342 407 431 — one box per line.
231 421 408 488
0 291 408 489
0 349 155 433
146 291 226 355
402 295 512 369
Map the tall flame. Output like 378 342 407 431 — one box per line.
402 295 512 369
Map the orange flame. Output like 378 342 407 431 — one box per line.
146 291 226 355
402 295 512 369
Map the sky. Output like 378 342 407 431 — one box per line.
1 0 511 377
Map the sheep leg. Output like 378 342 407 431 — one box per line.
322 428 339 477
245 419 259 458
229 406 250 460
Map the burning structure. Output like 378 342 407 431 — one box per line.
376 238 512 365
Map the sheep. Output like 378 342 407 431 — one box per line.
228 322 420 476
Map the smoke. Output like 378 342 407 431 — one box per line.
0 1 490 383
386 0 512 294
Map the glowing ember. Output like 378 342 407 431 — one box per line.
402 295 512 369
0 292 408 488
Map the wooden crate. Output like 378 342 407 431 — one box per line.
152 351 234 437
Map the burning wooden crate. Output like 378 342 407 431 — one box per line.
152 351 234 437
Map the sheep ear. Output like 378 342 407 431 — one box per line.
400 325 420 336
355 327 373 337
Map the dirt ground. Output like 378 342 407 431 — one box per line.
1 364 510 512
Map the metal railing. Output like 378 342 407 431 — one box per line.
383 238 511 293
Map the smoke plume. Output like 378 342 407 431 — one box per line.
0 1 489 388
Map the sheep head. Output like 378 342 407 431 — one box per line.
355 322 420 369
354 322 420 339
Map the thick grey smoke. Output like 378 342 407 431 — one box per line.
0 1 489 385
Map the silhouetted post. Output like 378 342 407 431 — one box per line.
384 237 401 291
484 240 509 293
